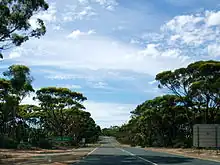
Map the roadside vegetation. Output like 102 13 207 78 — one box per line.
102 60 220 148
0 64 101 149
0 0 101 150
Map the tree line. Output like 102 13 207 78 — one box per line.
0 0 101 149
0 65 101 149
103 60 220 148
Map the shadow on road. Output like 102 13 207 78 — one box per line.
72 154 194 165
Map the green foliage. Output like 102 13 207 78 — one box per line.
0 0 48 57
38 139 52 149
3 65 34 101
115 60 220 148
35 87 87 137
0 136 18 149
0 64 100 149
102 126 119 137
17 142 32 150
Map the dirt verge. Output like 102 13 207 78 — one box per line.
0 148 93 165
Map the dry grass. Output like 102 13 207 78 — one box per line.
145 147 220 162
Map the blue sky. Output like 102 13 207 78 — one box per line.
1 0 220 128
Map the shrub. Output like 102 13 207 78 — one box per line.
38 139 52 149
0 136 18 149
17 142 32 150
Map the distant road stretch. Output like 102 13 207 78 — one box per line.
74 136 219 165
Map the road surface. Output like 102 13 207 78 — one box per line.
74 136 219 165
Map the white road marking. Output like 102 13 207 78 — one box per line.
118 148 135 156
74 147 98 164
87 147 98 155
137 155 158 165
118 148 158 165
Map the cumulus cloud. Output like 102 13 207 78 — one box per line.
161 11 220 45
206 11 220 26
10 0 220 128
156 10 220 60
8 33 191 76
208 44 220 57
94 0 118 10
62 5 96 22
8 9 220 78
67 29 96 39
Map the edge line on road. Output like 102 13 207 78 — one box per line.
87 147 98 156
118 148 158 165
75 147 98 164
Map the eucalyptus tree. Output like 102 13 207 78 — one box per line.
0 0 49 58
35 87 87 137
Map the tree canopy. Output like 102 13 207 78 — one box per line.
108 60 220 148
0 65 101 149
0 0 49 58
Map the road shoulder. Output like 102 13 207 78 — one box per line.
0 147 96 165
144 147 220 163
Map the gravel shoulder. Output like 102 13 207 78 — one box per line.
145 147 220 162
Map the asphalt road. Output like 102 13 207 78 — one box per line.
74 136 219 165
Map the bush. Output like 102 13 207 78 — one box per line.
38 139 52 149
17 142 32 150
0 136 18 149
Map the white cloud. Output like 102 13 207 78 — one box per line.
170 35 180 41
94 0 118 8
159 10 220 56
67 29 96 39
62 5 96 22
208 44 220 57
163 15 203 33
130 39 140 44
21 93 39 106
84 101 135 128
9 52 21 59
87 29 96 34
78 0 89 5
162 14 207 46
8 31 191 76
148 80 157 85
139 44 160 58
161 49 181 58
206 11 220 26
8 47 25 59
56 84 82 89
53 25 62 30
29 2 57 28
139 44 188 61
8 9 220 82
106 5 115 11
90 81 108 89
